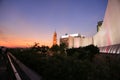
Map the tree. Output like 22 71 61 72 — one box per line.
50 44 60 53
60 43 67 54
40 46 49 53
66 45 99 61
81 45 99 61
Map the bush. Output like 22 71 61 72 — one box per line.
67 45 99 61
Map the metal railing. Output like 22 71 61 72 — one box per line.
8 52 42 80
99 44 120 54
7 54 22 80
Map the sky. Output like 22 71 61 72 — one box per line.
0 0 108 47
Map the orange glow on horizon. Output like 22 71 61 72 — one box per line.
0 38 52 48
0 41 52 48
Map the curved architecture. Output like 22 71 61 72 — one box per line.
94 0 120 53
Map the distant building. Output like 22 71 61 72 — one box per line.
60 33 93 48
97 21 103 32
60 34 81 48
53 31 57 45
60 34 69 47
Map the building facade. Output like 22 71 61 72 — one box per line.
60 33 93 48
93 0 120 53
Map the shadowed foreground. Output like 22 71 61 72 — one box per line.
9 45 120 80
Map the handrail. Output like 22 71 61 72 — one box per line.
8 52 42 80
7 54 22 80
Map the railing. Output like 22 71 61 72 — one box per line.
8 52 42 80
99 44 120 54
7 53 22 80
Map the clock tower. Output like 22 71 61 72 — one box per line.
53 31 57 45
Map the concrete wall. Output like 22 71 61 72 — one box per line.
68 36 74 48
68 36 93 48
94 0 120 47
74 37 80 48
81 37 93 47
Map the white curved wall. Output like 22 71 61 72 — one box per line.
94 0 120 47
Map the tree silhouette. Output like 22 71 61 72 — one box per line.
50 44 60 53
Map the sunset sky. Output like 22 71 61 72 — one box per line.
0 0 108 47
